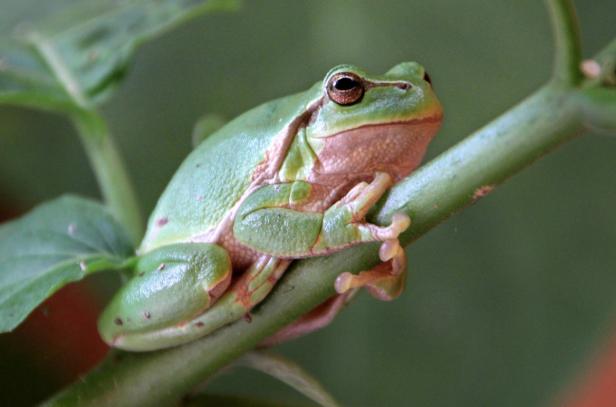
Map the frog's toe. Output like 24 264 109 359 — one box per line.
379 239 401 261
339 181 369 204
387 213 411 237
334 260 407 301
364 213 410 241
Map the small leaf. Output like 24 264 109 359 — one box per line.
0 195 134 332
0 0 241 110
237 351 341 407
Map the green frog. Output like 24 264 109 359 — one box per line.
98 62 443 351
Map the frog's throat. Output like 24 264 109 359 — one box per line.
191 96 325 245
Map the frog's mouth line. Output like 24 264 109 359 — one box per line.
321 114 443 139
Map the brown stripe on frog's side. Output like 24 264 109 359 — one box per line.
251 96 325 184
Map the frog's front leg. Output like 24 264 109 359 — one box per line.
316 172 410 301
234 172 410 301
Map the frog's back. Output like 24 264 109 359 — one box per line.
140 88 318 253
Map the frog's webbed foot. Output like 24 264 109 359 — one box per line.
335 243 407 301
314 172 404 251
312 172 411 300
346 171 393 219
187 256 291 334
358 212 410 241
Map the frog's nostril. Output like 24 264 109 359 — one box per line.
396 82 411 90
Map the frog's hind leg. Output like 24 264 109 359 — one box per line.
261 290 357 346
180 256 291 338
107 254 290 351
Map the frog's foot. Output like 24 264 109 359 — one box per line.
335 236 407 301
357 212 410 241
261 290 357 347
187 256 291 335
232 256 291 310
347 171 393 220
338 181 369 205
312 173 409 254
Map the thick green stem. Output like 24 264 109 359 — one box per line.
72 111 143 243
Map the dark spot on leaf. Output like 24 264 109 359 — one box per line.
114 317 123 326
144 312 151 319
156 217 168 227
195 321 205 328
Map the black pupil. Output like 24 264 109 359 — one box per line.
334 77 358 91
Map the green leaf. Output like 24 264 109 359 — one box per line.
0 42 74 111
237 351 341 407
0 195 134 333
0 0 240 110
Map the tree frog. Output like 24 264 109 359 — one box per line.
98 62 443 351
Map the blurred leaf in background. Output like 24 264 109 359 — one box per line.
0 0 240 110
0 0 615 406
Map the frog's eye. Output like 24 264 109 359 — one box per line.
423 71 432 86
327 72 365 106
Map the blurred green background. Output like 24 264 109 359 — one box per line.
1 0 615 406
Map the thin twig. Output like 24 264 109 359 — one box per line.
546 0 582 85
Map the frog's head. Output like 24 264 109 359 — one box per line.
305 62 443 181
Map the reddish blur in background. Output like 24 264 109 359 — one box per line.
1 0 615 405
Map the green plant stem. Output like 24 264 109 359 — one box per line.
72 111 143 244
46 2 616 406
546 0 582 85
29 28 144 243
